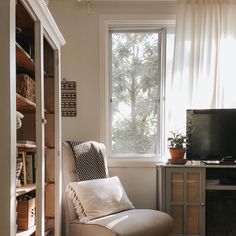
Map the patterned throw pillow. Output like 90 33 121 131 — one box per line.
67 141 108 181
66 176 134 222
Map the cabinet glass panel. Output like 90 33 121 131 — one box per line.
171 173 184 202
44 36 56 234
187 173 200 203
187 206 200 234
16 1 37 235
171 205 184 234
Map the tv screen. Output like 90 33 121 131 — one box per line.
186 109 236 161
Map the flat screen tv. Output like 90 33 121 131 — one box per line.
186 109 236 161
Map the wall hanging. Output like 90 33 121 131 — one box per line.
61 79 77 117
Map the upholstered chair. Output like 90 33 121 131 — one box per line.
62 142 173 236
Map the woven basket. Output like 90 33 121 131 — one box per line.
16 74 36 102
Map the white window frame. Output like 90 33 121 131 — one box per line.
100 15 175 165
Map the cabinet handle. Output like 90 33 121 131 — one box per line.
42 118 47 124
201 202 205 207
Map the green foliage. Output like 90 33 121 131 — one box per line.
111 32 159 154
167 131 188 149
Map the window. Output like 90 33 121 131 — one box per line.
101 17 175 160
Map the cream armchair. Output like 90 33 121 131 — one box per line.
62 142 173 236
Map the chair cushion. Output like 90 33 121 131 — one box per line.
88 209 173 236
67 176 134 222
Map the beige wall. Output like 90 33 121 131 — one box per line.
49 0 176 209
109 167 157 208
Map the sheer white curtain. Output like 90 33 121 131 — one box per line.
166 0 236 136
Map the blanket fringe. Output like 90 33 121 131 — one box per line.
66 185 89 223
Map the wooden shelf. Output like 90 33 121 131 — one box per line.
16 142 54 151
206 184 236 191
16 42 49 78
16 225 36 236
16 93 49 113
16 42 35 76
16 93 36 113
16 184 36 197
17 143 36 151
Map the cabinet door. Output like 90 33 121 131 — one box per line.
43 32 62 236
0 1 16 236
166 168 205 236
15 2 63 235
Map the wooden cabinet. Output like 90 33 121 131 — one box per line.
158 164 236 236
0 1 65 236
158 166 205 236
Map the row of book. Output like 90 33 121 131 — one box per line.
16 151 36 186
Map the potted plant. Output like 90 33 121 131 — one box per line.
168 131 188 160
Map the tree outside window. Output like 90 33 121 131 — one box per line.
110 31 161 155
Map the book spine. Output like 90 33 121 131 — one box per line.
25 153 33 184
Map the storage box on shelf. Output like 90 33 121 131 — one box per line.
16 185 36 236
17 194 36 230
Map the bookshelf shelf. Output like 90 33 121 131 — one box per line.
17 143 36 151
16 184 36 197
16 225 36 236
16 42 35 76
206 184 236 191
16 93 36 113
16 93 49 113
16 42 49 78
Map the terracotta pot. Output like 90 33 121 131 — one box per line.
169 148 186 160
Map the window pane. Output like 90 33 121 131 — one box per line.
166 32 175 82
111 31 160 154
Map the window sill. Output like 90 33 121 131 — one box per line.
107 157 167 168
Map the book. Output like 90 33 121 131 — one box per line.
32 153 36 183
25 152 36 184
25 153 33 184
16 158 23 188
16 152 27 186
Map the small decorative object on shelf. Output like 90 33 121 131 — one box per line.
16 30 33 58
16 26 22 34
16 111 24 129
44 0 49 6
45 228 53 236
167 130 188 164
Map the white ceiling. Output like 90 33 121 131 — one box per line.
77 0 176 2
